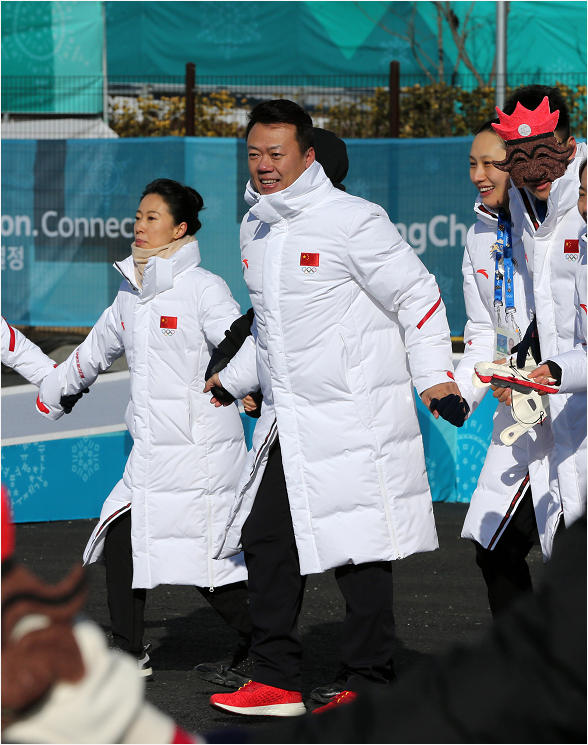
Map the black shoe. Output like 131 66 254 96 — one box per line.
193 635 254 689
194 657 255 688
310 668 351 704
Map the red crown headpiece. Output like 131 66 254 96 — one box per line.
492 96 560 143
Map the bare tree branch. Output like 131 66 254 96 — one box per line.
436 2 445 81
355 0 492 88
353 1 438 84
439 1 485 86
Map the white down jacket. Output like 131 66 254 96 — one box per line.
509 143 587 526
1 317 55 386
217 161 455 575
456 200 558 559
547 233 587 394
38 241 247 589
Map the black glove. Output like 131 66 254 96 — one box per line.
545 360 563 386
429 394 470 427
244 390 263 419
511 318 541 369
60 388 90 414
205 347 230 381
210 384 236 405
205 348 235 404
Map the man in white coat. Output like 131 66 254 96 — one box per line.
205 100 466 716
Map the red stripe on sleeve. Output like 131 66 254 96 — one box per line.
36 396 50 414
8 324 16 352
416 296 442 330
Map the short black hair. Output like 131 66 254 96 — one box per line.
579 159 587 181
141 179 204 235
475 118 502 137
245 100 314 154
503 85 571 140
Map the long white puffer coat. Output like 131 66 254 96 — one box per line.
1 317 55 386
217 162 455 575
509 143 587 527
38 242 247 589
456 200 558 559
547 233 587 394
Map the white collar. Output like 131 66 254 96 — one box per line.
244 161 333 225
114 240 201 300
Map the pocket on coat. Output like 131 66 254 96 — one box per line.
339 332 351 392
339 328 373 433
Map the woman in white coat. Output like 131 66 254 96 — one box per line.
38 179 250 677
456 121 557 617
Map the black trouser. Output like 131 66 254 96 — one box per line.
103 509 251 654
473 483 539 618
241 439 396 693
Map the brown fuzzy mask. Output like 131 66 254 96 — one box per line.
1 562 88 729
493 134 574 188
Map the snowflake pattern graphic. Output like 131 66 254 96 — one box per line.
192 2 262 60
377 38 413 70
456 427 491 501
3 2 96 72
71 438 100 482
1 442 48 505
79 153 131 198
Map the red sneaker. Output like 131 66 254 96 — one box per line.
312 690 357 714
210 680 306 717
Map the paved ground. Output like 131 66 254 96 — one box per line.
14 504 544 736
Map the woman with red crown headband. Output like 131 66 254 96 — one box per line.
455 119 556 618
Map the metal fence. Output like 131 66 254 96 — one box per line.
2 70 586 140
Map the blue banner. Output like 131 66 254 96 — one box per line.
2 136 475 334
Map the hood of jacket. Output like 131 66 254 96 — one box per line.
114 240 201 301
244 160 333 225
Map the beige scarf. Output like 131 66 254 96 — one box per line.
131 234 193 288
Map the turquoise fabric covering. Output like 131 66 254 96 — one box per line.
104 1 587 79
1 1 104 113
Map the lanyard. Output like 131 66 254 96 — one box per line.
492 210 518 333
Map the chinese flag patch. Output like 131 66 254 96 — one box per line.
564 239 579 253
300 253 319 266
160 316 178 329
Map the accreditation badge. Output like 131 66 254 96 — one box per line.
495 326 517 360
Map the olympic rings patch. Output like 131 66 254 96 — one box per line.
301 266 318 274
161 328 176 336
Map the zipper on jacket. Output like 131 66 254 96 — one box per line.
377 463 401 559
206 498 215 592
